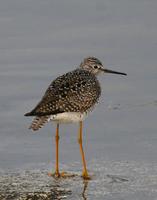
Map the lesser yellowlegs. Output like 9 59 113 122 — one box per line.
25 57 127 179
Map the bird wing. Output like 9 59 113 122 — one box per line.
25 69 101 116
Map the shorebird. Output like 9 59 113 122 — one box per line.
25 57 127 179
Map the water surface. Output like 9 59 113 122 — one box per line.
0 0 157 199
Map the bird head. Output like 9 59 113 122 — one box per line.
80 57 127 76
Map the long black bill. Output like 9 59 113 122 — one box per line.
102 68 127 76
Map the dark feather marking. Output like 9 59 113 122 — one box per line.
29 116 49 131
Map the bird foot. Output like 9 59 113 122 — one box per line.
48 171 77 179
82 171 91 180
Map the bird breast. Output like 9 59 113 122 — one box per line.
49 112 87 123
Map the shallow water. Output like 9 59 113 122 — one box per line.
0 0 157 199
1 160 157 199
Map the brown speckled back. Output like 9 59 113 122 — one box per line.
25 69 101 116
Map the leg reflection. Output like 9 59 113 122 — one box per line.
82 180 89 200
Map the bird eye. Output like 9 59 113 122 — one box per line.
94 65 98 69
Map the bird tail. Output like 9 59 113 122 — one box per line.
29 116 50 131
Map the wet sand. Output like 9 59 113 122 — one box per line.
1 160 157 199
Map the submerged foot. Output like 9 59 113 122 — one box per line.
48 171 77 179
82 171 91 180
48 170 92 180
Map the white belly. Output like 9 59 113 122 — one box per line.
49 112 87 123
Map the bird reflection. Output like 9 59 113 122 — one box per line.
82 180 89 200
49 180 72 199
48 176 89 199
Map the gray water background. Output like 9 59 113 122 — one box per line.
0 0 157 199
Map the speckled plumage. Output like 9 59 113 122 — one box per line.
25 57 127 179
26 69 101 116
25 57 126 131
25 68 101 130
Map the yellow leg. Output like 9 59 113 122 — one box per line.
78 121 91 179
48 123 60 177
55 123 60 176
48 123 76 178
